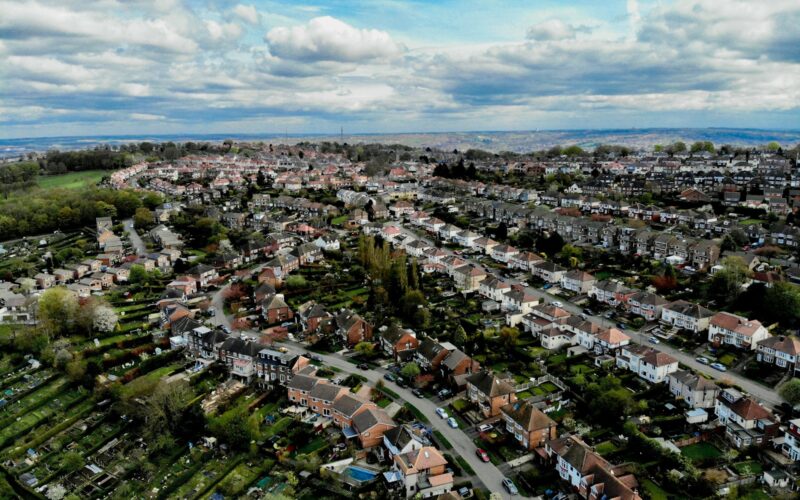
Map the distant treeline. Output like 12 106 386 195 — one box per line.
0 188 144 240
0 161 39 194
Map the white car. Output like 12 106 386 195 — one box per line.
551 301 563 308
477 423 493 432
436 408 449 419
447 417 458 428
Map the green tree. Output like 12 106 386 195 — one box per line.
60 451 84 473
764 282 800 325
779 378 800 406
128 264 147 284
498 326 520 350
354 341 375 357
37 287 79 338
709 256 751 303
400 362 421 379
133 207 154 229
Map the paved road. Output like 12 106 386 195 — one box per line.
280 342 512 499
123 218 147 256
395 224 782 408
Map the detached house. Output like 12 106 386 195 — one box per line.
334 310 373 346
465 371 517 418
261 293 293 324
708 312 770 350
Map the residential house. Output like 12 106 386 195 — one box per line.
308 382 349 418
616 345 678 383
352 407 396 449
661 300 714 333
465 370 517 418
415 339 454 372
187 264 218 288
560 270 595 294
391 447 453 498
781 418 800 461
218 338 266 383
545 435 642 500
531 261 566 284
756 335 800 373
261 293 293 324
334 310 373 346
380 328 420 362
500 401 557 451
626 291 668 321
715 388 778 449
452 265 487 292
384 424 429 459
708 312 770 350
667 370 720 409
256 349 308 388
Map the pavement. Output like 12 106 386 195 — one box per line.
123 218 147 256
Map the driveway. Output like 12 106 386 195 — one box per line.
123 218 146 256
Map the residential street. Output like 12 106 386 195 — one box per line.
123 218 147 256
280 341 513 500
395 224 782 408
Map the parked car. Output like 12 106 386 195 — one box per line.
357 363 369 370
384 373 397 382
396 377 408 388
307 353 323 362
696 356 710 365
476 448 490 462
616 323 626 330
477 423 493 432
542 283 552 289
412 388 424 398
502 478 519 496
583 308 594 315
438 388 452 399
447 417 458 428
648 336 660 344
551 301 563 308
436 408 449 419
710 362 727 372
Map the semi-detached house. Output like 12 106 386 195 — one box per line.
708 312 770 350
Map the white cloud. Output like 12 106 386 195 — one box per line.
525 20 576 41
130 113 165 121
266 16 404 62
232 4 259 25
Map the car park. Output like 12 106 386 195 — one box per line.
436 408 448 419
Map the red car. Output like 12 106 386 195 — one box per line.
475 448 490 462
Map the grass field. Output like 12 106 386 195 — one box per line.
680 442 722 461
36 170 107 190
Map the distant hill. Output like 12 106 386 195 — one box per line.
2 128 799 158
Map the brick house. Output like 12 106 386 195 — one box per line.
465 371 517 418
500 400 557 451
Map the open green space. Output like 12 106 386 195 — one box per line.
36 170 107 190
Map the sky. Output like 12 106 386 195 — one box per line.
0 0 799 139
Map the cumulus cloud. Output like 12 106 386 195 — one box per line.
266 16 404 62
0 0 799 137
231 4 259 25
525 20 581 41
